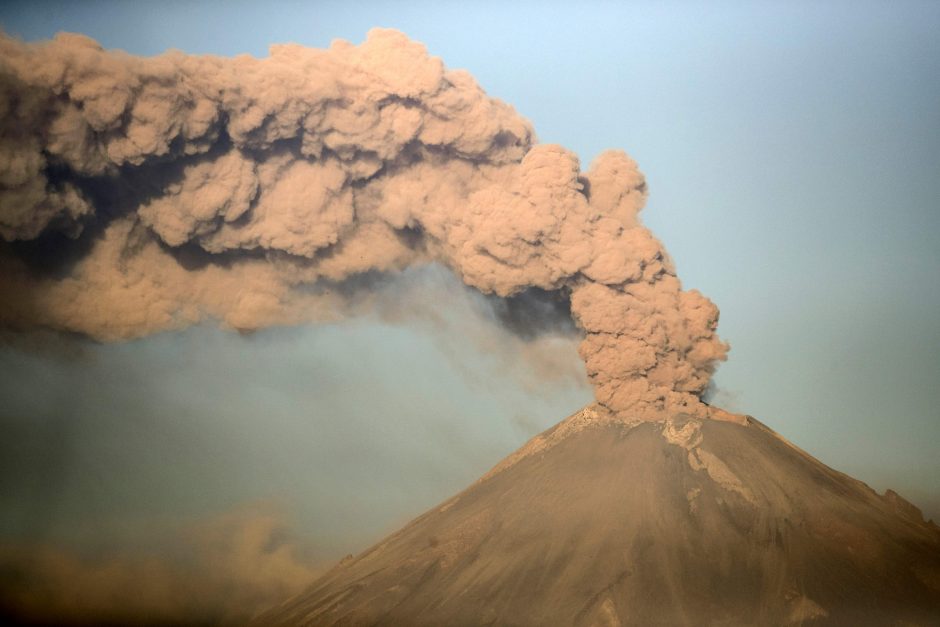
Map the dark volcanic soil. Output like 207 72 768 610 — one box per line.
258 406 940 626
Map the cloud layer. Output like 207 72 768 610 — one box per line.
0 504 320 625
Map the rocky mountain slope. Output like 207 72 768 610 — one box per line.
258 406 940 626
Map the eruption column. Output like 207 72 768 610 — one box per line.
0 28 728 420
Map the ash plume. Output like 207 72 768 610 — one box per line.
0 28 728 420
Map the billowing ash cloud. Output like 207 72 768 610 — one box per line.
0 28 728 420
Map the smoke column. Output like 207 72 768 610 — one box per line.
0 28 729 421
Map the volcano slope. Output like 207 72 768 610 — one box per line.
259 406 940 626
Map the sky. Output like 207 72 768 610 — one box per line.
0 0 937 569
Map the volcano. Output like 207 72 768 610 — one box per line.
258 406 940 626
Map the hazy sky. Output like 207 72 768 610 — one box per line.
0 0 937 564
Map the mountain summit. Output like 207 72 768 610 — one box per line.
259 406 940 626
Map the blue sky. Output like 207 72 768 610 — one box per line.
0 0 937 552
